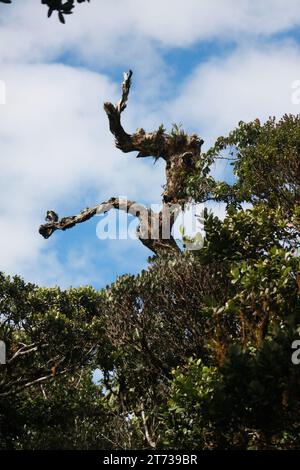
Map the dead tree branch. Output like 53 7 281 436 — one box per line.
40 197 180 256
104 70 204 205
40 71 205 254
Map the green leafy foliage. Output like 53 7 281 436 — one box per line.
1 114 300 449
189 115 300 213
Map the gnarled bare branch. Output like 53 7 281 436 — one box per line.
103 71 205 205
103 70 169 158
40 70 205 254
39 198 180 256
117 70 133 114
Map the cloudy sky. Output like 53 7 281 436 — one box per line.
1 0 300 288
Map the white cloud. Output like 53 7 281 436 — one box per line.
1 1 300 287
1 0 300 61
0 62 165 284
128 0 300 46
167 42 300 187
169 42 300 148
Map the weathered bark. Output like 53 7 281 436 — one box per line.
40 71 204 255
103 71 204 205
39 197 180 256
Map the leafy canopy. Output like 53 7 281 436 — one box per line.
1 115 300 449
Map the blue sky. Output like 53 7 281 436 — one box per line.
1 0 300 289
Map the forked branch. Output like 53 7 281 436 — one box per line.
103 70 169 158
39 198 180 256
104 71 204 204
40 70 205 254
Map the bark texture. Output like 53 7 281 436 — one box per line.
39 71 204 255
